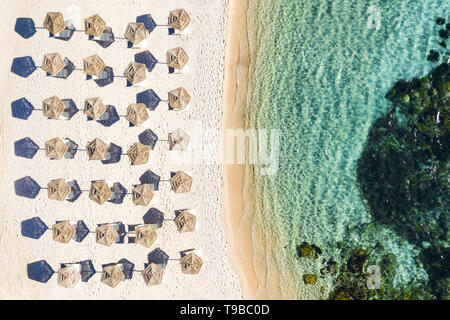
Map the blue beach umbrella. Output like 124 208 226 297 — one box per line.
136 89 160 111
118 259 135 280
21 217 48 239
80 260 96 282
109 182 127 204
27 260 54 283
143 208 165 228
64 138 79 159
139 170 160 191
136 14 157 34
51 20 75 41
93 26 115 48
11 56 36 78
14 137 39 159
94 66 114 87
76 220 90 242
134 51 158 72
102 143 122 164
61 99 79 120
67 180 82 202
11 97 35 120
97 105 120 127
147 248 169 268
138 129 159 149
15 176 41 199
14 18 36 39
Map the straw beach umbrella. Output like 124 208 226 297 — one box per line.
47 178 71 201
169 9 191 32
135 225 157 247
84 97 106 120
83 54 106 77
43 12 66 35
166 47 189 70
45 137 68 159
142 263 164 286
124 22 147 45
57 266 81 288
124 62 146 85
52 221 76 243
180 252 203 274
89 181 112 205
128 143 150 165
96 224 119 246
170 171 193 193
126 103 149 126
43 96 65 119
132 184 154 206
84 14 106 37
168 129 190 151
168 87 191 110
86 138 108 160
42 53 65 75
174 210 196 233
101 264 124 288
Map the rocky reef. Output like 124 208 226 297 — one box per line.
355 19 449 299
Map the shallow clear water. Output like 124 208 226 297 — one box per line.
248 0 449 298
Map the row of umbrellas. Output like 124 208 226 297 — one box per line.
16 10 191 43
15 171 193 204
15 130 190 162
28 249 203 288
11 48 189 82
11 88 191 123
22 211 196 246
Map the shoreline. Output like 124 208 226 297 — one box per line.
222 0 298 300
222 0 276 300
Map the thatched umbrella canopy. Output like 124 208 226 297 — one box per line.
42 52 65 75
126 103 149 126
52 220 76 243
84 14 106 37
43 96 65 120
47 178 71 201
86 138 109 160
124 22 147 45
45 137 68 160
174 210 196 233
180 252 203 274
83 54 106 77
170 171 193 193
168 87 191 110
169 9 191 31
132 184 154 206
43 12 66 35
89 181 112 205
135 225 157 247
96 224 119 246
84 97 106 120
166 47 189 70
168 129 190 151
142 263 164 286
124 62 147 85
128 143 150 165
101 264 124 288
57 266 81 289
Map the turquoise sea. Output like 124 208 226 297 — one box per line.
247 0 449 299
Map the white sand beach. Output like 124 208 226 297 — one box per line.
0 0 242 299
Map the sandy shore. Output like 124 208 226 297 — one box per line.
0 0 241 299
223 0 298 300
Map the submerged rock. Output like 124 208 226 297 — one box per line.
427 50 440 62
303 274 317 285
296 242 322 259
436 17 445 25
